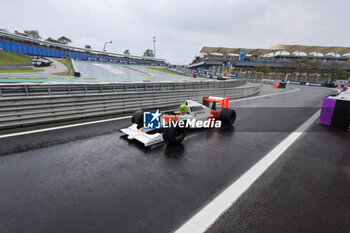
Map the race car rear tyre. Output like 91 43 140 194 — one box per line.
163 128 185 144
219 108 236 125
131 110 143 129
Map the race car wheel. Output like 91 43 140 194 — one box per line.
219 108 236 125
163 127 185 144
131 110 143 129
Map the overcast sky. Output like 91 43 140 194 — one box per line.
1 0 349 64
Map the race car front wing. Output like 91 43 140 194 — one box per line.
120 124 164 146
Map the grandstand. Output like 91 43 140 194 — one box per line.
0 31 166 66
190 45 350 76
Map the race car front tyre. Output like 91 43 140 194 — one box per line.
163 128 185 144
219 108 236 125
131 110 143 129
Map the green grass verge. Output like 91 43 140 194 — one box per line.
0 51 32 64
123 66 151 75
53 59 74 76
0 69 43 73
146 67 183 76
53 71 70 76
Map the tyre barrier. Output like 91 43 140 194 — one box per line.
0 84 262 129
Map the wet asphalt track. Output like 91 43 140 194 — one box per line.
0 85 346 233
0 61 197 82
75 61 199 81
207 121 350 233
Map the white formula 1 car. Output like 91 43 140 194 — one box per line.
120 97 236 146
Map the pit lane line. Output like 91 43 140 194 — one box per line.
0 87 300 139
174 109 321 233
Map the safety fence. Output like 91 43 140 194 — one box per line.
0 79 246 98
0 84 261 129
0 40 88 60
0 39 165 66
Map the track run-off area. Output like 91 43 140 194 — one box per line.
0 85 349 233
0 61 197 82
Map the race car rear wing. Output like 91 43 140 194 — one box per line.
202 96 229 109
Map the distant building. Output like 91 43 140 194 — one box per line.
190 45 350 74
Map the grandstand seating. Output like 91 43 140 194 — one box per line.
0 31 166 66
0 41 88 60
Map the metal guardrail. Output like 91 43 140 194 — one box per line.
0 63 33 70
71 59 80 77
0 79 246 98
241 78 275 85
0 84 262 129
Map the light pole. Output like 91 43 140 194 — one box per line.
103 41 112 52
153 36 156 57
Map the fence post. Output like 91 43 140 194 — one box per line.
24 85 29 96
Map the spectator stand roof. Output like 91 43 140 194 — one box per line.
270 44 350 56
200 45 350 57
200 47 280 57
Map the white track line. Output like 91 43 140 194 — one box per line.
0 116 131 139
231 87 300 102
0 87 300 139
175 109 320 233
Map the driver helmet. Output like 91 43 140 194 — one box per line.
179 104 189 113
